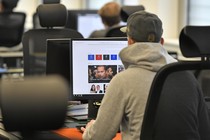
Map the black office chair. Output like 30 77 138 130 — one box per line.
0 75 69 140
105 25 127 37
0 0 26 51
43 0 60 4
32 0 61 29
140 26 210 140
22 4 83 76
120 5 145 22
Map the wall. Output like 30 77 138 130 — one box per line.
140 0 179 39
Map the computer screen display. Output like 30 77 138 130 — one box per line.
46 39 71 83
66 10 103 38
70 38 127 100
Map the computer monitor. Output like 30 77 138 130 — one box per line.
66 10 103 38
66 10 126 38
46 39 71 83
70 38 128 102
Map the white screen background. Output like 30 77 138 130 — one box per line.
72 39 127 95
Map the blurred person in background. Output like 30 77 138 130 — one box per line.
89 2 121 38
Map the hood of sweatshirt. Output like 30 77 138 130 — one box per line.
119 42 177 72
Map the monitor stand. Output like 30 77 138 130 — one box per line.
88 100 101 119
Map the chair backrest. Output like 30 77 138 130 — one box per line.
33 0 61 29
140 26 210 140
120 5 145 22
0 0 26 48
0 12 26 47
105 25 127 37
22 4 83 76
0 75 69 139
180 26 210 98
43 0 60 4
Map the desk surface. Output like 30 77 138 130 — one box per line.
0 51 23 58
54 128 121 140
0 68 23 74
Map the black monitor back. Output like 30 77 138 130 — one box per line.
46 39 71 83
65 10 103 38
65 10 98 30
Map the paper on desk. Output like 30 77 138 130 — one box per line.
68 103 88 111
67 108 88 117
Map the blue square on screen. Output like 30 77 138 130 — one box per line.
111 54 117 60
88 54 94 60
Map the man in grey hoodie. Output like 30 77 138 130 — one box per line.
82 11 177 140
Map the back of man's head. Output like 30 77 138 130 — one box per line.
98 2 121 27
121 11 163 43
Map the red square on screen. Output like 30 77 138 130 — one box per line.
96 54 102 60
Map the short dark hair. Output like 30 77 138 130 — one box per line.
98 2 121 27
101 16 121 27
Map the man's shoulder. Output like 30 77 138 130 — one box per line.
89 29 107 38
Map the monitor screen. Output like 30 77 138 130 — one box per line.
66 10 103 38
70 38 128 101
46 39 71 83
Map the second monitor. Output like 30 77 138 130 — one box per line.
66 10 103 38
46 39 71 83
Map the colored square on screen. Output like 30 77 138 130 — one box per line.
103 54 110 60
96 54 102 60
88 54 95 60
111 54 117 60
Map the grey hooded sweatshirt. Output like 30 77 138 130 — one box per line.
83 42 177 140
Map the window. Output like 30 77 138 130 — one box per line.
188 0 210 25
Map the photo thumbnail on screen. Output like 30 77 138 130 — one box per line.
88 65 118 83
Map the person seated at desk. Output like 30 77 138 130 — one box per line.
89 2 121 38
81 11 177 139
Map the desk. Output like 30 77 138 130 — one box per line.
0 51 23 68
0 51 23 58
54 128 121 140
0 125 121 140
0 51 24 80
0 68 24 80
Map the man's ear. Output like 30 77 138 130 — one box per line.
160 37 164 45
128 37 136 45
